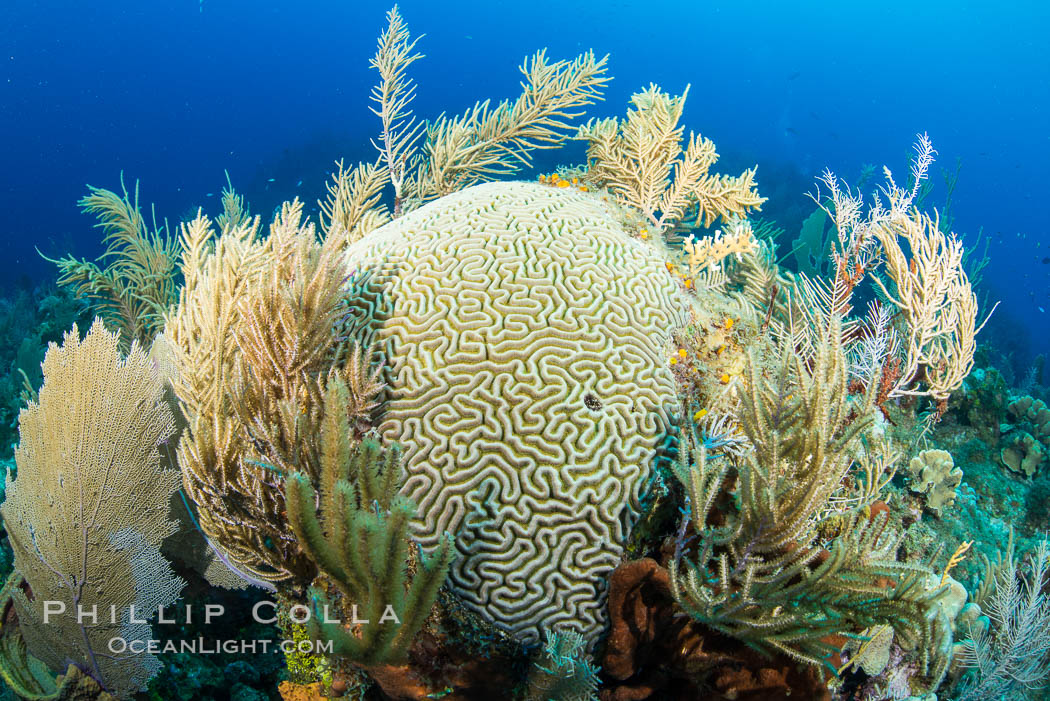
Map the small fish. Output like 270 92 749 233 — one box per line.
267 178 275 182
205 192 214 197
784 127 798 135
1041 307 1046 313
296 179 302 187
1042 257 1050 264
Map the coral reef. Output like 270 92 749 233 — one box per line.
0 6 1020 701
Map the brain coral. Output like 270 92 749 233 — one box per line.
342 181 686 643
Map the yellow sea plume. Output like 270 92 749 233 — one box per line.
577 84 765 235
318 159 391 245
816 133 994 406
411 50 611 202
364 7 610 212
45 177 180 347
872 208 987 403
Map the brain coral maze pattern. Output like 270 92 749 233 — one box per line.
343 181 684 643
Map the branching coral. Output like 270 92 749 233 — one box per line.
166 200 449 669
955 537 1050 700
167 212 298 584
871 208 985 404
215 170 253 232
229 202 352 480
318 159 391 245
577 84 765 236
525 630 600 701
683 217 758 278
333 6 610 228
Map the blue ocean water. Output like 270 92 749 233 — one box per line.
1 0 1047 362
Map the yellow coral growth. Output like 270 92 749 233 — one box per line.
577 84 765 234
941 540 973 587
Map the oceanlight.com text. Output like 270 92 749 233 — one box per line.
106 638 335 655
